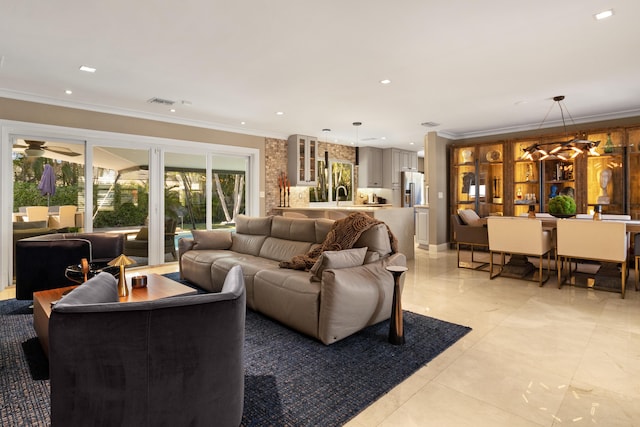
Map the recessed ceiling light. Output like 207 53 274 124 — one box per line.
381 137 386 140
241 121 246 125
170 108 176 113
79 65 96 73
65 89 73 95
276 111 284 116
380 79 392 85
594 9 613 20
421 121 440 127
409 142 415 145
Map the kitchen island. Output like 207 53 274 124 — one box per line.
271 206 415 260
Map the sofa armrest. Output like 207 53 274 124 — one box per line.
317 252 406 344
178 237 195 277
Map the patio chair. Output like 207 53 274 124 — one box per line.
48 205 78 229
25 206 49 223
124 218 177 260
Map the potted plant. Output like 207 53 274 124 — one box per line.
548 195 576 218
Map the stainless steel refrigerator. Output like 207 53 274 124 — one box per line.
401 171 425 207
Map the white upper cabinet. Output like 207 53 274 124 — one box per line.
287 135 318 186
358 147 383 187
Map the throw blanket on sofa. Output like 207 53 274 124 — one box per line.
279 212 398 271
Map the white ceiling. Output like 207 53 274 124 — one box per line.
2 0 639 152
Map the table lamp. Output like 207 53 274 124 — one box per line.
108 254 136 297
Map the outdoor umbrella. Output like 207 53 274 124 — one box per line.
37 164 56 206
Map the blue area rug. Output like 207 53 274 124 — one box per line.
2 275 471 426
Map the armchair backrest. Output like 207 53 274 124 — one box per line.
557 219 628 262
50 265 246 427
487 217 552 255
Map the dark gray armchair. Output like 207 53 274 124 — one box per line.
451 213 489 269
49 265 246 427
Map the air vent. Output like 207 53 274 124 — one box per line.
421 121 440 127
147 97 176 106
361 137 377 142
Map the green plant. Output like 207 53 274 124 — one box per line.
548 195 576 215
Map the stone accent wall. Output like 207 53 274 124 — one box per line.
265 137 357 214
265 137 288 215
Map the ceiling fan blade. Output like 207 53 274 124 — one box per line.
44 146 82 157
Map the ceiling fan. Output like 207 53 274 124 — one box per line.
13 140 82 157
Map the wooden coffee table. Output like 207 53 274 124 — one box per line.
33 273 197 356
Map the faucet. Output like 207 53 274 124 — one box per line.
336 186 348 206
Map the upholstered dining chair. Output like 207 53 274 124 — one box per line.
487 216 555 286
48 205 77 229
25 206 49 223
451 212 489 269
557 219 629 298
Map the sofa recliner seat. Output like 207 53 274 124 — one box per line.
179 214 406 344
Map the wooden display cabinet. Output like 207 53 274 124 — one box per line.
511 140 540 217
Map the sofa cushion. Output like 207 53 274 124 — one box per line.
354 224 392 256
458 209 482 227
235 215 272 235
270 216 317 242
259 237 313 262
230 234 268 256
192 230 233 250
315 219 334 243
53 272 118 308
253 269 321 338
309 247 368 282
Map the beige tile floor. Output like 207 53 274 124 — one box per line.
3 249 639 426
347 248 640 427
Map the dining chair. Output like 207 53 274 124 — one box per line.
451 213 489 269
556 219 629 298
48 205 78 229
25 206 50 223
487 217 555 286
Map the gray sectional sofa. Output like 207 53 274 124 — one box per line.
179 214 407 344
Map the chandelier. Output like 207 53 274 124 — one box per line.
520 96 600 161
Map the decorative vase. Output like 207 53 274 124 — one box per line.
604 133 614 153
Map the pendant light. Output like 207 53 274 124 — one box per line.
520 96 600 161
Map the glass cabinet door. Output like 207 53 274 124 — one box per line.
512 140 540 216
628 127 640 219
452 146 478 213
477 143 504 217
586 130 624 214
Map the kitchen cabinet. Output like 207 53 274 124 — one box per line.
383 148 418 188
358 147 383 187
288 135 318 186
